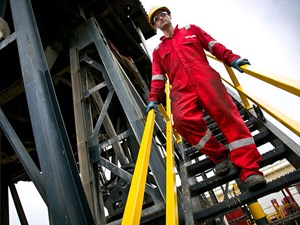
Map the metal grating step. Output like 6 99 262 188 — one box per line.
185 120 273 162
189 145 289 196
186 129 278 176
193 169 300 222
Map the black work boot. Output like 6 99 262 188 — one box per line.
214 160 231 176
245 174 267 191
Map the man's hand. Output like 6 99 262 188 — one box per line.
146 101 158 113
231 58 250 73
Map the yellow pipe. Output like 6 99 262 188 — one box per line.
165 80 179 225
121 109 156 225
222 77 300 137
248 202 267 220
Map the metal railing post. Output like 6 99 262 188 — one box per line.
165 80 179 225
223 64 252 110
121 110 156 225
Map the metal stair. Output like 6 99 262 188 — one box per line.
177 89 300 224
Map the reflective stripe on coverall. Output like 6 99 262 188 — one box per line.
148 24 262 181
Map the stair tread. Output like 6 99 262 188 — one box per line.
193 169 300 221
187 131 284 176
189 145 288 195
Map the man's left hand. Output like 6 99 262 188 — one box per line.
231 58 250 73
146 101 158 113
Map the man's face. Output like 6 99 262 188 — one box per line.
153 10 171 30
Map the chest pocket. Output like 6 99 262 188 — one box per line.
183 36 198 46
182 36 205 62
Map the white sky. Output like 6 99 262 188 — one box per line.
9 0 300 224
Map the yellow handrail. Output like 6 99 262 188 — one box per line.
122 82 181 224
222 77 300 137
206 53 300 137
121 109 156 225
206 53 300 97
165 80 179 225
241 64 300 97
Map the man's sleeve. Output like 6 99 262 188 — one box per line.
148 49 166 103
193 25 240 65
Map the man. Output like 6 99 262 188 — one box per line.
146 6 266 191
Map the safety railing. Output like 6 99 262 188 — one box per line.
121 81 179 224
121 109 156 225
206 54 300 137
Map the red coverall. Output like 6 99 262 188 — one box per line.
148 24 262 181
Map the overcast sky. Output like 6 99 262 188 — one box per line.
9 1 300 224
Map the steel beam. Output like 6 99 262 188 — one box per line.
69 51 98 222
85 65 130 165
0 169 9 225
0 0 7 18
69 18 166 201
9 0 95 224
8 179 29 225
0 108 46 202
99 156 162 204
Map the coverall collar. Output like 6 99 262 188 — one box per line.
160 24 179 41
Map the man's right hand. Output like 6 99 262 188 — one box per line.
231 58 250 73
146 101 158 113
